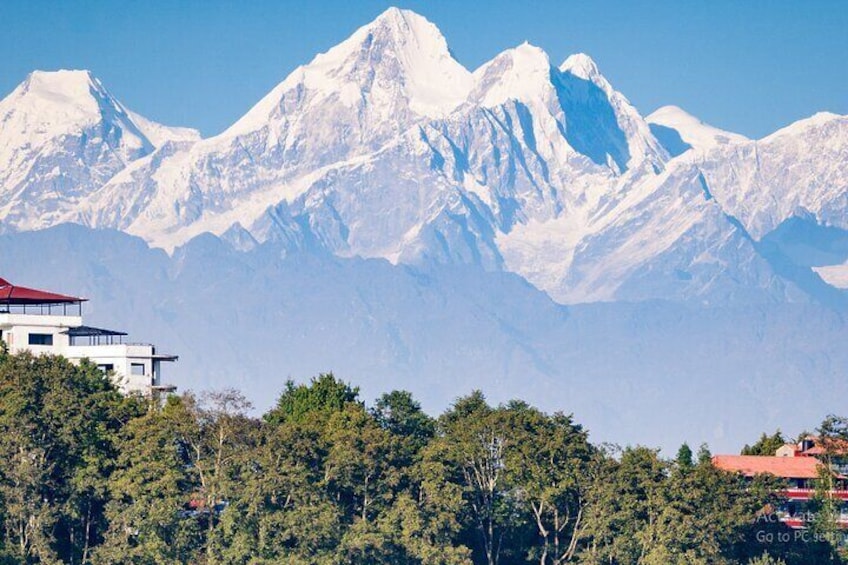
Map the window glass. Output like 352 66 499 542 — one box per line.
28 333 53 346
131 363 145 376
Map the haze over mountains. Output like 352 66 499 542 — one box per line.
1 8 846 451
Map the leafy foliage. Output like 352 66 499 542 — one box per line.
0 351 843 564
742 431 787 456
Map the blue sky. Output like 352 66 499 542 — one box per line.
1 0 845 138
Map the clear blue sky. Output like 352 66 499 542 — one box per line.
1 0 845 138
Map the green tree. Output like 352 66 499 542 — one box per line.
181 390 255 564
697 443 713 466
264 373 359 426
324 403 399 524
504 405 593 565
577 446 667 565
674 443 694 472
742 431 787 456
372 390 436 455
647 463 775 563
434 393 510 565
0 352 140 564
94 395 202 564
217 416 341 564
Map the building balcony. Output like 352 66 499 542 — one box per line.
781 488 848 501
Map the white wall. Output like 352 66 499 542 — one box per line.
0 313 172 395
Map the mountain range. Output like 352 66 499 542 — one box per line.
1 7 846 451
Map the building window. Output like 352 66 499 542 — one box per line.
28 333 53 346
131 363 145 376
97 364 114 374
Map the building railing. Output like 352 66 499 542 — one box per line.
781 488 848 500
0 302 83 316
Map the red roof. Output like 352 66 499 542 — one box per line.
801 438 848 456
0 277 85 305
713 455 825 479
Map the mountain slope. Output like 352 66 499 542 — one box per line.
1 224 846 452
74 28 674 300
701 112 848 240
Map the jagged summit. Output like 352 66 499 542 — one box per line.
1 7 846 311
1 69 199 148
470 42 554 108
761 111 844 141
560 53 601 80
0 69 152 168
24 69 100 104
226 6 472 138
3 69 136 140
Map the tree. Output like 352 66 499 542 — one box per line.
675 443 694 472
431 393 506 565
372 390 436 455
180 390 255 564
504 406 593 565
216 416 341 564
697 443 713 466
647 463 774 563
324 403 398 524
94 396 202 564
578 446 670 565
0 352 140 564
264 373 359 426
742 431 787 456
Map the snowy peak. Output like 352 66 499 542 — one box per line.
336 7 473 117
470 42 555 108
560 53 601 81
559 53 618 100
227 7 472 137
761 111 844 142
21 69 104 116
555 53 666 170
0 69 199 152
0 69 147 150
647 105 747 156
0 69 201 233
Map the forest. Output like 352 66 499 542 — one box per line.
0 348 845 565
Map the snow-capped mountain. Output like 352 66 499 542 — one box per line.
0 70 199 232
66 10 676 298
0 7 846 308
647 105 748 156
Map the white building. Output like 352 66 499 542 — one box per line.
0 277 177 394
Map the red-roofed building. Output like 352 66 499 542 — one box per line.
0 277 178 395
714 450 848 529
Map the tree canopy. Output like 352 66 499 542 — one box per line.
0 351 843 564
